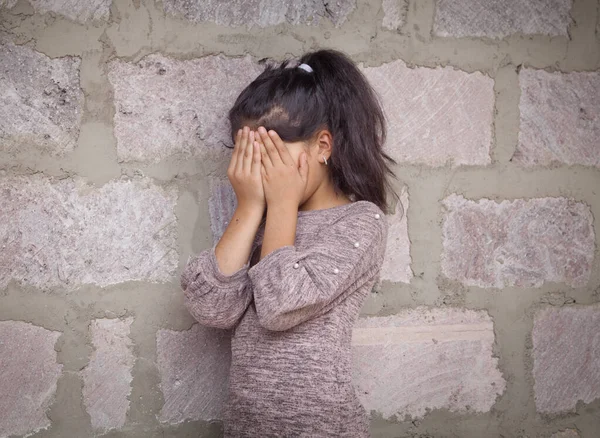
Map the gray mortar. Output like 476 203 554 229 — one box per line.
0 0 599 437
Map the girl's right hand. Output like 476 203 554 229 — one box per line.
227 126 265 213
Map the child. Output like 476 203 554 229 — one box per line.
180 49 400 437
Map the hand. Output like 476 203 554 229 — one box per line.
255 126 309 208
227 126 265 213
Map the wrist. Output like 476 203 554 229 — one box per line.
235 202 265 220
266 202 298 216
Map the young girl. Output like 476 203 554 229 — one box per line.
180 49 400 437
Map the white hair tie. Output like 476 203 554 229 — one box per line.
298 63 313 73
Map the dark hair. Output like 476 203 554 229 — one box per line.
227 48 400 216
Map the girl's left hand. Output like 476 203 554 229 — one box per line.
255 126 309 208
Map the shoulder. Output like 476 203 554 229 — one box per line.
334 200 388 240
345 200 386 217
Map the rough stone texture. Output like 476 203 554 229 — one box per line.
532 305 600 414
0 38 83 156
27 0 112 23
352 307 506 419
433 0 572 39
441 195 595 288
0 0 18 8
0 321 63 437
107 54 262 163
513 68 600 168
156 324 232 424
81 317 135 431
208 176 238 246
380 185 412 284
362 59 494 167
382 0 408 30
160 0 356 28
551 430 581 438
0 174 178 290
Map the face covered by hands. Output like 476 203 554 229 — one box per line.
227 126 266 213
253 126 310 209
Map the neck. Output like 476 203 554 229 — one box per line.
299 182 352 212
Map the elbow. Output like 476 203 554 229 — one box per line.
180 271 195 293
185 305 239 330
198 315 238 330
254 299 291 331
180 254 203 291
257 317 291 332
255 312 296 332
253 291 321 332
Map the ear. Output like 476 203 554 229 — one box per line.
315 129 333 158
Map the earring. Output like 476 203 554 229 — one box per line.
322 156 328 166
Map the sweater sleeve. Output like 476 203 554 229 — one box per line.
247 209 387 332
181 239 259 330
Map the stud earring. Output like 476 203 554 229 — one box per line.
322 156 328 166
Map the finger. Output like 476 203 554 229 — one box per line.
253 140 264 176
260 164 267 183
267 130 293 166
235 126 249 174
229 128 242 172
242 130 255 174
256 134 273 169
257 126 282 166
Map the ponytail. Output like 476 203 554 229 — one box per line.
298 49 400 213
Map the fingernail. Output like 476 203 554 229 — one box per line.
258 126 266 134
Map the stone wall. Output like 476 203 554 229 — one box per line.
0 0 599 437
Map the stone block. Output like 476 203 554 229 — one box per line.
0 174 178 290
28 0 112 23
0 38 83 156
160 0 356 28
532 305 600 414
107 54 262 162
433 0 572 39
156 324 232 424
382 0 408 30
441 195 595 288
513 68 600 168
208 177 238 246
551 430 580 438
81 317 135 431
0 321 63 437
362 59 494 167
0 0 18 8
352 307 506 419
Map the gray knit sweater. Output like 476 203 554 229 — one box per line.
180 200 388 437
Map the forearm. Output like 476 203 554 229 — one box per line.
260 203 298 261
214 203 264 275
